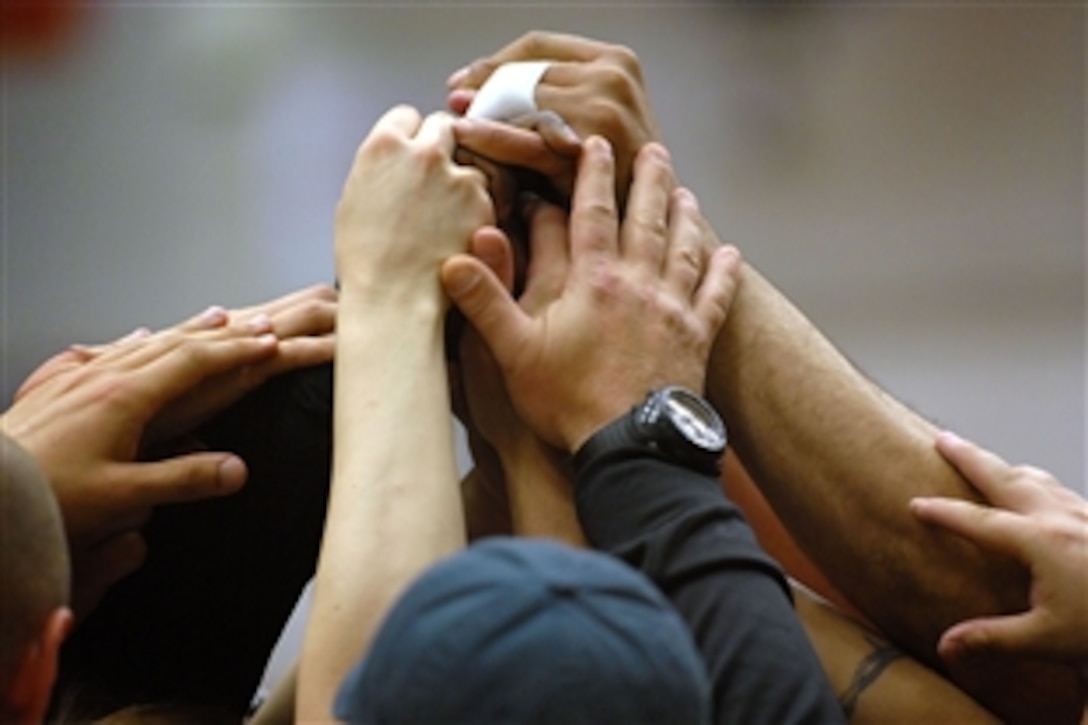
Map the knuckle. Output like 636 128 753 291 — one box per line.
304 282 337 301
416 140 449 170
604 42 642 77
517 31 548 57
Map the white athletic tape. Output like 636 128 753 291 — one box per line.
465 61 552 122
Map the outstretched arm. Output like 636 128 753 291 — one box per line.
296 107 495 720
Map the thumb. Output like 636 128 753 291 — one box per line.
938 612 1041 663
441 254 532 367
116 452 248 508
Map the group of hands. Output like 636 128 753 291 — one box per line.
2 31 1083 676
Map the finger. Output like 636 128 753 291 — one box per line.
258 295 337 341
88 327 156 366
509 110 582 155
112 452 248 509
14 345 97 400
447 32 621 89
441 255 533 369
265 335 337 372
520 200 572 314
470 226 517 292
414 111 458 156
229 284 338 332
935 431 1030 509
167 335 334 426
569 135 618 261
908 496 1030 561
938 612 1050 663
453 118 573 180
371 103 423 138
448 88 474 115
663 188 708 297
175 305 229 332
621 143 674 269
453 148 517 221
692 244 743 337
129 333 279 409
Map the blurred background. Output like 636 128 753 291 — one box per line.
4 2 1082 487
3 0 1084 702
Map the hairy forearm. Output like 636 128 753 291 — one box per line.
708 264 1019 640
706 264 1084 721
297 291 465 720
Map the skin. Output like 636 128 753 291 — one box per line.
446 30 1084 721
911 432 1088 667
443 138 738 454
1 285 336 619
296 106 494 720
450 140 999 724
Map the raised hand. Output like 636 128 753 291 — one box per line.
910 432 1088 665
447 31 660 206
442 136 741 454
335 105 495 304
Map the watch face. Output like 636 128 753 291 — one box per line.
664 392 726 450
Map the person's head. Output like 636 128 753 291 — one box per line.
1 433 72 725
335 537 710 724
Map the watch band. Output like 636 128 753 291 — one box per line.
572 407 646 476
572 388 725 478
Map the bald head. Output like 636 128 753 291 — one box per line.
1 433 70 690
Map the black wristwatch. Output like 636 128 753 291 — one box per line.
573 386 727 477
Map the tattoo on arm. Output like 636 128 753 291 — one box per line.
838 634 905 719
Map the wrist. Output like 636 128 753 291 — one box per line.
339 278 447 324
571 386 727 478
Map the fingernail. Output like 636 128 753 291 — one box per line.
557 120 581 145
445 266 481 297
197 305 227 324
121 327 152 342
676 187 699 210
246 313 272 332
908 497 931 511
937 430 963 446
218 456 247 490
588 135 613 159
447 66 469 88
646 142 670 162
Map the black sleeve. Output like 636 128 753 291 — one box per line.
575 449 845 725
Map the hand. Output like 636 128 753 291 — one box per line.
146 284 337 443
442 136 741 453
335 106 495 305
1 325 282 552
447 31 660 206
910 432 1088 666
14 284 337 445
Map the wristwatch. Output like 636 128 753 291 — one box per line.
573 386 727 477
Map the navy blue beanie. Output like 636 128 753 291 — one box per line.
334 537 710 724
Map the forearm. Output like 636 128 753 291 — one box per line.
708 264 1084 721
708 264 1020 639
297 291 464 720
499 441 586 546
